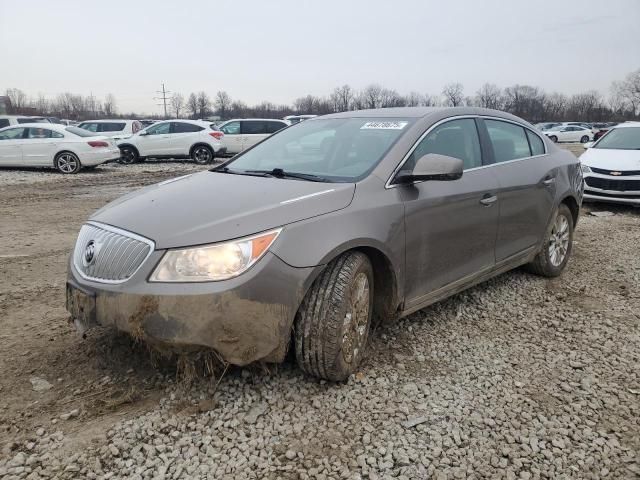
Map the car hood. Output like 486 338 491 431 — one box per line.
90 171 356 249
580 148 640 170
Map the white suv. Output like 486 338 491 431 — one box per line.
116 120 226 164
77 119 143 139
0 115 51 129
217 118 289 154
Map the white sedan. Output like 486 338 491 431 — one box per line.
580 122 640 205
544 125 593 143
0 123 120 174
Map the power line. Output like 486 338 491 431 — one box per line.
153 83 171 118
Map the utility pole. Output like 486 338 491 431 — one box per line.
154 83 171 118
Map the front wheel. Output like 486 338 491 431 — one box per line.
580 135 590 143
294 251 374 381
119 146 138 165
55 152 81 174
192 145 213 164
526 204 573 277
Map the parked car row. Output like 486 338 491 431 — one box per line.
534 121 619 143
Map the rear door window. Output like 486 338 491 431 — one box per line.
98 123 125 132
146 122 171 135
485 120 532 163
172 122 204 133
27 128 61 139
0 119 10 128
78 122 99 132
242 121 267 135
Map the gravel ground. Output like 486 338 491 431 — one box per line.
1 151 639 479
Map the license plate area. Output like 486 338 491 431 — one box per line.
66 282 97 328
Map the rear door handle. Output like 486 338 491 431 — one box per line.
543 177 556 187
480 194 497 206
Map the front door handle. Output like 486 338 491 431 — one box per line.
480 194 497 206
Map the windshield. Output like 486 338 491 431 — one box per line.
594 127 640 150
66 126 98 137
223 118 413 182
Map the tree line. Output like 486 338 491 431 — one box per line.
5 68 639 123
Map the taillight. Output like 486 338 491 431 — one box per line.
209 131 224 140
88 140 109 148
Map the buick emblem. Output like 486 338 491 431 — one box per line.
610 171 622 176
83 240 96 266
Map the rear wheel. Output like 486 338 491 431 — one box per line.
294 251 374 381
55 152 81 174
580 135 590 143
549 135 558 143
526 204 573 277
192 145 213 164
119 146 138 164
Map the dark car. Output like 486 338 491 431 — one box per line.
66 107 583 381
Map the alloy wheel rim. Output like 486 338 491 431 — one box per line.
121 149 135 164
58 154 77 173
195 148 211 163
341 272 370 364
548 214 570 267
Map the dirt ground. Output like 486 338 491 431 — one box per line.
1 150 639 478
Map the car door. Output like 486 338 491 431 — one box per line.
219 121 241 153
240 120 268 151
0 127 26 165
480 119 556 263
169 122 205 155
397 117 499 307
137 122 172 156
20 127 63 166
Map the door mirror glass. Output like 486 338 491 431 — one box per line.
395 153 463 184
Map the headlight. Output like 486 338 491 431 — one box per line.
581 164 592 174
150 229 281 282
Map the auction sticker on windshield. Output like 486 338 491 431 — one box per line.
360 121 408 130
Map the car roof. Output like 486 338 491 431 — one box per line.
0 123 68 131
614 122 640 129
221 118 289 122
80 119 134 123
150 119 211 125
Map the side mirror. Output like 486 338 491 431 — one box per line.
139 130 149 136
583 142 594 149
395 153 463 184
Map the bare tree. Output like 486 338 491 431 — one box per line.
362 84 383 109
35 94 49 115
103 93 117 116
214 91 232 118
422 94 438 107
170 93 185 118
543 92 568 121
196 91 211 118
503 85 546 122
611 69 640 116
442 83 465 107
6 88 28 113
187 93 198 119
379 88 405 108
329 85 354 112
404 92 423 107
475 83 503 109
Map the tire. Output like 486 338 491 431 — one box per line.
549 135 558 143
580 135 590 143
526 204 573 277
119 146 138 165
55 152 81 174
294 251 374 381
191 145 213 164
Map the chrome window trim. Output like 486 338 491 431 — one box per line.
73 221 156 285
385 115 549 189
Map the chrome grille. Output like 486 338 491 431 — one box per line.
73 222 154 283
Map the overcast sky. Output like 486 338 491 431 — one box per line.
1 0 639 114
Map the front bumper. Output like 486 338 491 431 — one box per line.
583 173 640 206
66 250 317 365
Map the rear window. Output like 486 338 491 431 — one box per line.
172 122 204 133
98 123 125 132
78 122 98 132
66 126 98 137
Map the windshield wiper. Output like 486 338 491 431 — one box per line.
244 168 328 182
211 166 271 177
